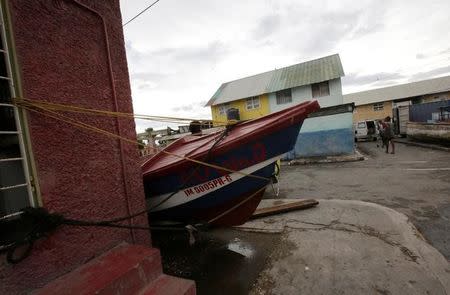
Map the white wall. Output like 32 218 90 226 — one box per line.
268 78 343 113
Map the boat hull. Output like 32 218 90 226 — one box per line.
145 125 300 226
147 157 278 226
143 100 320 226
144 124 300 197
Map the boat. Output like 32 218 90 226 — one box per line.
142 100 320 226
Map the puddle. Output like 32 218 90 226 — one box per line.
227 238 255 258
151 228 280 295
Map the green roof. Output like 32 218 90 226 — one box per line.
206 54 344 106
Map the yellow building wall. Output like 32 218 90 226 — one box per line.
353 101 392 122
211 94 270 125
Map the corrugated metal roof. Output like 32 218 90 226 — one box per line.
206 54 344 106
343 75 450 106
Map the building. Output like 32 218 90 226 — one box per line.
343 75 450 123
206 54 344 122
207 54 355 158
0 1 193 294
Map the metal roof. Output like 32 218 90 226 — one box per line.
343 75 450 106
206 54 344 106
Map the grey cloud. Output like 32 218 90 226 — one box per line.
252 14 281 40
292 12 371 57
343 72 405 87
137 81 157 90
439 48 450 55
297 11 357 53
131 72 168 81
349 22 384 39
172 101 208 113
288 0 388 56
416 53 426 59
415 47 450 60
410 65 450 81
172 104 194 112
126 41 229 90
149 41 229 64
348 3 387 39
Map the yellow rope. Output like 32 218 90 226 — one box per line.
13 97 229 126
18 103 270 181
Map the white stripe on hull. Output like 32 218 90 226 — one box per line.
147 155 281 212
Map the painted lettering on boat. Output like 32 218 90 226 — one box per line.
181 142 267 185
184 174 233 197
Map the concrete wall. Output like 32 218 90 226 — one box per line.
420 91 450 103
407 122 450 146
211 94 270 124
1 1 151 293
353 101 393 122
284 111 355 159
269 78 342 113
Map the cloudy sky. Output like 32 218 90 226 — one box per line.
119 0 450 132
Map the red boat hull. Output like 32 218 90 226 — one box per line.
188 188 266 226
142 100 320 226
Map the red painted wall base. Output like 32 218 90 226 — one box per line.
34 243 196 295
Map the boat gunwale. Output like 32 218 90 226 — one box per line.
142 100 320 178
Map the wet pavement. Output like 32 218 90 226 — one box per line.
151 228 281 295
150 141 450 294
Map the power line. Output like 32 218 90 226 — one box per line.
122 0 161 27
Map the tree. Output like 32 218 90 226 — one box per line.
145 127 154 135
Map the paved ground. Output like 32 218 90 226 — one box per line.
152 141 450 294
267 141 450 260
243 199 450 295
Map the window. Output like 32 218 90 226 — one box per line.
0 6 35 216
357 122 366 128
218 103 230 115
246 96 260 110
373 102 384 111
276 89 292 105
311 81 330 98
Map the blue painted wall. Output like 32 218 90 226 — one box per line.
284 111 355 159
410 100 450 122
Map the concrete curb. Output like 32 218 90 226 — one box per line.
285 150 365 165
394 138 450 152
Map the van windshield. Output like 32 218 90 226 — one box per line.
357 122 366 128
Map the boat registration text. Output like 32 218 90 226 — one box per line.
184 174 233 197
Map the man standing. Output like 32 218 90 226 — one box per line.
383 116 395 154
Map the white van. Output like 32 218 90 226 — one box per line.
354 120 379 141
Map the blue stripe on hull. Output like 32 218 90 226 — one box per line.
145 124 301 197
149 162 275 222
